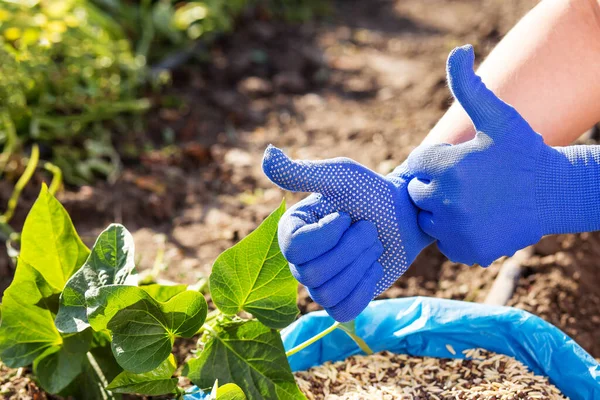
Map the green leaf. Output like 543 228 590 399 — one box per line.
140 283 188 302
56 224 137 333
0 185 86 366
0 260 62 367
184 320 304 400
19 184 90 291
107 354 178 395
218 383 247 400
209 200 298 329
33 330 93 394
87 286 207 373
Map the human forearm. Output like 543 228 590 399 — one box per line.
424 0 600 146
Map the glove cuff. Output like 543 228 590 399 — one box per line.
535 144 600 235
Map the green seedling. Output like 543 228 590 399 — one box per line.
0 186 372 399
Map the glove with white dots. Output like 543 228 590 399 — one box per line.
262 146 433 322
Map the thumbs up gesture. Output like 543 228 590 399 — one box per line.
407 45 548 266
262 147 433 322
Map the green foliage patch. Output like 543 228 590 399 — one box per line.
0 0 329 187
0 189 303 398
0 0 148 185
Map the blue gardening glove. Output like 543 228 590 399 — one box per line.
407 45 600 266
262 147 432 322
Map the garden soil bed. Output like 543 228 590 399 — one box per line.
2 0 600 398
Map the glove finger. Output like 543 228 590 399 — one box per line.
290 220 379 288
417 211 442 239
407 143 452 179
325 262 383 322
307 240 384 308
447 45 529 138
407 178 439 212
262 145 370 196
279 200 352 265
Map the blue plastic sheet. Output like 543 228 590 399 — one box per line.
185 297 600 399
282 297 600 400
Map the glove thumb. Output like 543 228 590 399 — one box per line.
262 145 367 195
447 45 528 139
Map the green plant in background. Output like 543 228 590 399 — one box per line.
0 0 149 185
0 188 371 398
90 0 255 70
0 0 330 187
92 0 330 64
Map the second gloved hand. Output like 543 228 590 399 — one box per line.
407 45 600 266
262 148 432 322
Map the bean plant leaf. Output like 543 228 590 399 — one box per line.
33 329 93 394
217 383 247 400
19 184 90 292
55 224 137 333
107 354 178 395
209 200 298 329
0 186 90 367
183 320 304 399
140 283 188 302
87 285 207 373
0 260 62 367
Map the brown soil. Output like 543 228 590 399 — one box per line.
2 0 600 398
509 233 600 358
0 364 47 400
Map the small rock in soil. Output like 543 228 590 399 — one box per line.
237 76 273 97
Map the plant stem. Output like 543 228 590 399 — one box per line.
189 276 209 294
175 386 188 399
203 321 219 336
285 321 340 357
205 309 221 325
339 328 373 355
44 161 63 195
86 352 115 400
1 144 39 224
0 111 18 179
0 222 15 242
195 309 223 335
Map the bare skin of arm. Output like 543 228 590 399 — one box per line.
423 0 600 146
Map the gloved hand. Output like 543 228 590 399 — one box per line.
407 45 600 266
262 147 432 322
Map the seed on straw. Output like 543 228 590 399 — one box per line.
294 349 567 400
